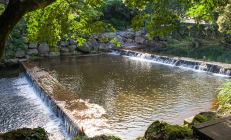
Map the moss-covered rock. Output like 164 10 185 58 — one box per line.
216 105 231 118
73 135 121 140
191 114 208 125
144 121 193 140
0 127 48 140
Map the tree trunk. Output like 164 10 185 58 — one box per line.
0 0 56 63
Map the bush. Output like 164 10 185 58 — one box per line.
218 80 231 106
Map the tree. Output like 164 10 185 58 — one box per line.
0 0 230 63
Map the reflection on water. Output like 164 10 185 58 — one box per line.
35 55 228 139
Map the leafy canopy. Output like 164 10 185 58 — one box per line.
6 0 231 48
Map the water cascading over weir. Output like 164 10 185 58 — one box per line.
111 49 231 77
20 60 112 139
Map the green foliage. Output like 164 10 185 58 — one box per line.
0 3 5 16
218 80 231 106
25 0 116 48
72 135 121 140
97 0 138 30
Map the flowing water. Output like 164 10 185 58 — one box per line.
0 69 70 140
34 54 229 139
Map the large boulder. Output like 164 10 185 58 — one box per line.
116 31 127 38
106 42 116 49
125 39 134 43
39 42 50 54
49 52 60 57
99 43 108 51
61 41 69 46
2 59 19 67
69 38 77 45
135 30 145 37
68 45 77 52
135 36 145 44
116 35 125 44
86 39 99 51
105 33 117 40
28 43 38 49
126 32 135 39
15 48 25 58
60 46 70 53
27 49 38 55
76 43 91 53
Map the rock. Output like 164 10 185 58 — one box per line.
127 28 133 32
158 36 168 41
105 33 117 40
61 41 69 46
68 45 77 52
39 43 50 54
135 36 145 44
25 55 30 59
126 32 135 39
15 48 25 58
49 52 60 57
87 39 99 51
116 35 125 44
184 116 194 125
99 43 108 51
69 38 77 45
27 49 38 55
60 46 70 53
2 59 19 67
144 121 193 140
76 43 91 53
28 43 38 49
125 39 134 43
135 30 145 36
106 42 116 49
116 31 127 38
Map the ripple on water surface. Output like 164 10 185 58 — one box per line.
34 54 229 140
0 74 70 140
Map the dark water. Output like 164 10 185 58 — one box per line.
35 55 228 139
0 69 70 140
141 48 231 64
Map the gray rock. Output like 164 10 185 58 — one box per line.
15 48 25 58
3 59 19 66
106 42 116 49
39 42 50 54
60 46 70 53
25 55 30 59
135 37 145 44
116 32 127 38
68 45 77 52
125 39 134 43
127 28 133 32
76 43 91 53
49 52 60 57
116 35 125 44
28 43 38 49
27 49 38 55
69 38 77 45
105 34 117 40
126 32 135 39
61 41 69 46
87 39 99 51
99 43 108 51
158 36 168 41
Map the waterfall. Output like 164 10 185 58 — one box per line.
111 50 231 77
24 71 82 139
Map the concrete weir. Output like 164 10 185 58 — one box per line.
112 49 231 77
20 60 110 138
